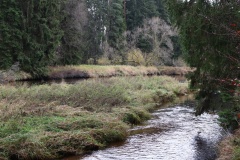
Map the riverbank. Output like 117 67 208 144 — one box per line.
0 65 193 83
0 76 189 160
217 128 240 160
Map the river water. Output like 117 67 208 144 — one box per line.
64 100 226 160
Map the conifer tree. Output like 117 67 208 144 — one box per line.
59 0 89 65
20 0 64 76
85 0 108 61
108 0 126 50
126 0 159 30
0 0 64 77
0 0 22 69
165 0 240 113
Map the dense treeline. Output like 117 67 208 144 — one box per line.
165 0 240 124
0 0 64 77
0 0 181 77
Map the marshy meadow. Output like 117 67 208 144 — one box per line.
0 74 189 159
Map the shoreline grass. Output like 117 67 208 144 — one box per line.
48 65 193 80
0 65 193 83
0 76 189 160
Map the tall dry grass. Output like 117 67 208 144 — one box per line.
48 65 159 79
1 65 193 82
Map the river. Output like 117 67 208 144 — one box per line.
63 100 227 160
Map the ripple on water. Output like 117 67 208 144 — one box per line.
66 104 226 160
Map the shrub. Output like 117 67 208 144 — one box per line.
127 49 145 66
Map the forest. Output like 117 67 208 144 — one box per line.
0 0 181 77
1 0 240 159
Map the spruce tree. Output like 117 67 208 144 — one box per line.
85 0 108 61
59 0 88 65
108 0 126 50
19 0 64 76
0 0 22 69
0 0 64 77
126 0 159 30
154 0 169 23
165 0 240 113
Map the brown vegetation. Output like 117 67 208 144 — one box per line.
217 129 240 160
48 65 193 80
0 65 193 84
158 66 194 75
48 65 159 79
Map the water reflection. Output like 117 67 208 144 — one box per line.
73 104 226 160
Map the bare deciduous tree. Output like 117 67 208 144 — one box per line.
126 17 178 66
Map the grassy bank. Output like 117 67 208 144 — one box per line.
48 65 159 79
0 65 193 83
217 129 240 160
48 65 192 79
0 76 189 160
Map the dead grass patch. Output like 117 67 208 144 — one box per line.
48 65 160 79
217 129 240 160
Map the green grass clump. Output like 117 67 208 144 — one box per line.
0 76 189 159
233 146 240 160
0 114 128 159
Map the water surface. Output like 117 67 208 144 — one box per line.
64 102 226 160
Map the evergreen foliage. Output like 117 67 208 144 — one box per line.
126 0 159 30
0 0 22 69
0 0 64 77
165 0 240 113
154 0 169 23
0 0 179 75
108 0 126 50
85 0 109 60
107 0 127 63
136 34 153 53
59 0 88 65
